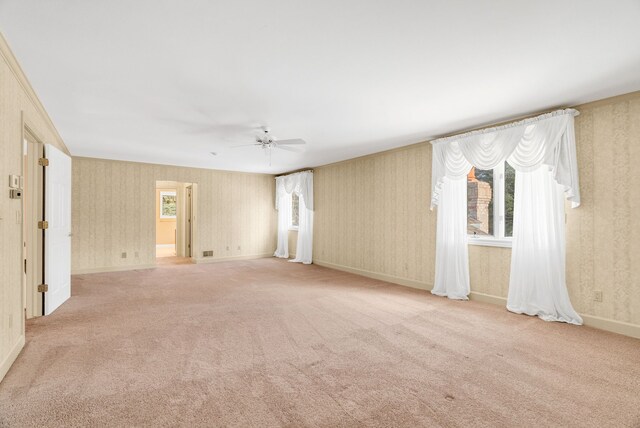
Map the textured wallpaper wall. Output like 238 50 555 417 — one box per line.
314 92 640 328
567 94 640 325
0 35 70 380
72 158 277 273
314 144 436 285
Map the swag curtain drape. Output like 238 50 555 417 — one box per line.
274 171 314 264
430 109 582 324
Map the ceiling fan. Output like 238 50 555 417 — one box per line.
231 127 306 165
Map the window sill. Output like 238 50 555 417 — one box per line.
289 227 299 232
468 236 512 248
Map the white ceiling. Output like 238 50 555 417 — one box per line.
1 1 639 174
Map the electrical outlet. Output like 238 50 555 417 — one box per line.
9 174 19 189
594 290 603 302
237 246 241 250
226 246 229 251
121 252 127 258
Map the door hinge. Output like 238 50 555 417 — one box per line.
38 157 49 166
37 284 48 293
38 220 49 229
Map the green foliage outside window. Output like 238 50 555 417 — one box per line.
161 193 177 218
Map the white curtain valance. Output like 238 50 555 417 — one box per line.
275 171 314 211
431 109 580 209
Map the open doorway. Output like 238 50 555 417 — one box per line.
155 181 196 265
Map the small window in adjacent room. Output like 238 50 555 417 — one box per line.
467 162 515 247
291 193 299 229
160 191 177 219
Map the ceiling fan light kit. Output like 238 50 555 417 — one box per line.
230 127 306 166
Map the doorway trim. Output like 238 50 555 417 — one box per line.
154 181 197 264
22 115 45 319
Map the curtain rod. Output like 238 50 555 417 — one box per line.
275 169 314 178
430 108 579 145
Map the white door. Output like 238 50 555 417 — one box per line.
44 144 72 315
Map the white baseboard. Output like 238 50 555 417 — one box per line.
580 314 640 339
314 261 640 340
72 256 640 340
73 254 274 273
194 253 274 264
469 292 640 339
313 259 431 291
469 291 507 305
72 264 157 275
0 334 24 383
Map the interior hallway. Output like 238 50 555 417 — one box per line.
0 259 638 427
156 256 193 266
156 244 176 257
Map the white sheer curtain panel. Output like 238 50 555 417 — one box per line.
430 109 582 324
274 171 314 264
432 177 470 299
291 193 313 264
507 167 582 324
274 179 291 259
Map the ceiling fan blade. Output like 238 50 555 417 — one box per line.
275 139 306 145
230 143 261 148
276 145 303 153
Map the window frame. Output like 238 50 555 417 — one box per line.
289 193 299 231
159 191 177 219
468 162 513 248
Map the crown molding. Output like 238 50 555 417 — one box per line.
0 31 70 156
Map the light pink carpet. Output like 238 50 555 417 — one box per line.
1 258 639 427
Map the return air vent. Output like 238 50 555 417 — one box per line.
203 250 214 257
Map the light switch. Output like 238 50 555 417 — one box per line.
9 175 19 189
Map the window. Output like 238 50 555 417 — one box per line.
290 193 299 229
160 191 177 218
467 162 515 247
